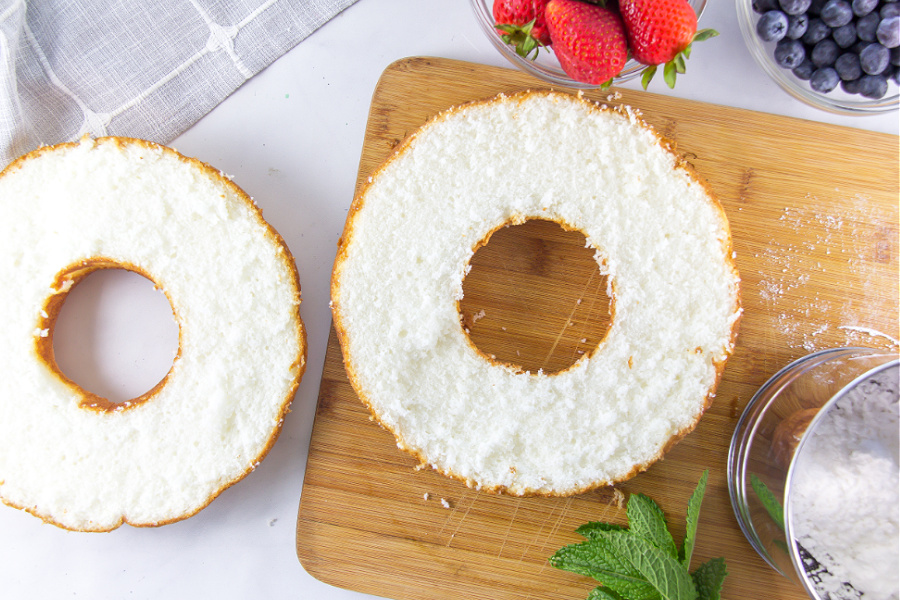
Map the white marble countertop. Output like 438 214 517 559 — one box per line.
1 1 896 598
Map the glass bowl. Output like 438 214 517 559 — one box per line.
728 347 899 596
735 0 899 114
470 0 708 88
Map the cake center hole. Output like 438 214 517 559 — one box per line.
459 219 612 375
52 269 179 404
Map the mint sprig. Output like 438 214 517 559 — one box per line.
550 470 727 600
749 473 784 531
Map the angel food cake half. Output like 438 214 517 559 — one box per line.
331 90 741 496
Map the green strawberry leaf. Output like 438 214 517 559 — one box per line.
641 65 658 90
749 473 784 531
496 19 542 60
643 28 719 89
693 29 719 43
627 494 678 559
577 521 628 539
691 557 728 600
680 470 708 569
663 60 678 89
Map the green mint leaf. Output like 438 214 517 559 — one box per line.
750 473 784 531
598 530 698 600
627 494 678 559
680 470 708 569
691 557 728 600
551 539 663 600
588 586 629 600
551 540 637 581
577 521 628 539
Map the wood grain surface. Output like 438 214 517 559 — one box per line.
296 57 899 600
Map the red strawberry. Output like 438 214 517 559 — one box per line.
618 0 718 88
493 0 552 59
544 0 628 86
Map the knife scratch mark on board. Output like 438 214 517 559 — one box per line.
542 267 597 372
569 269 610 367
497 497 522 559
519 497 573 563
436 491 463 542
446 490 480 547
535 497 574 575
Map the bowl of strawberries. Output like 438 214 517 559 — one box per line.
472 0 712 89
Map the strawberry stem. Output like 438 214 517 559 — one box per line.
496 19 544 60
640 28 719 90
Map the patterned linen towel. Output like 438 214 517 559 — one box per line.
0 0 357 168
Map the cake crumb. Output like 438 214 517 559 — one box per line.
612 488 626 509
440 498 451 509
423 492 430 501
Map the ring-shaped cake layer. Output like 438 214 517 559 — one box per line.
332 91 741 496
0 137 306 530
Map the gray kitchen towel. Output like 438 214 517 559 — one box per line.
0 0 357 167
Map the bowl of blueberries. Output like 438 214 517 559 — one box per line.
737 0 898 113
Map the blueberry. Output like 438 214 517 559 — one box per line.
803 18 833 44
821 0 854 26
812 38 841 65
779 0 813 14
851 0 878 16
877 15 900 47
810 66 841 90
857 11 880 41
858 73 889 97
793 58 817 78
891 46 900 65
775 38 808 67
860 42 890 72
787 13 810 37
891 65 900 83
758 10 791 41
809 0 829 15
835 51 863 78
833 21 858 46
841 76 864 92
753 0 781 12
882 3 900 18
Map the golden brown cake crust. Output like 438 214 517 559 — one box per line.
331 90 741 497
0 136 307 531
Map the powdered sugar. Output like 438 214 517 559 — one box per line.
788 363 899 600
756 194 898 353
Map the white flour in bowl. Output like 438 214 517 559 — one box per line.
788 363 899 600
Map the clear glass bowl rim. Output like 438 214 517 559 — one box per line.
734 0 899 114
783 357 899 598
727 347 900 583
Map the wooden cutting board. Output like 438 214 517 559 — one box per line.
296 57 899 600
